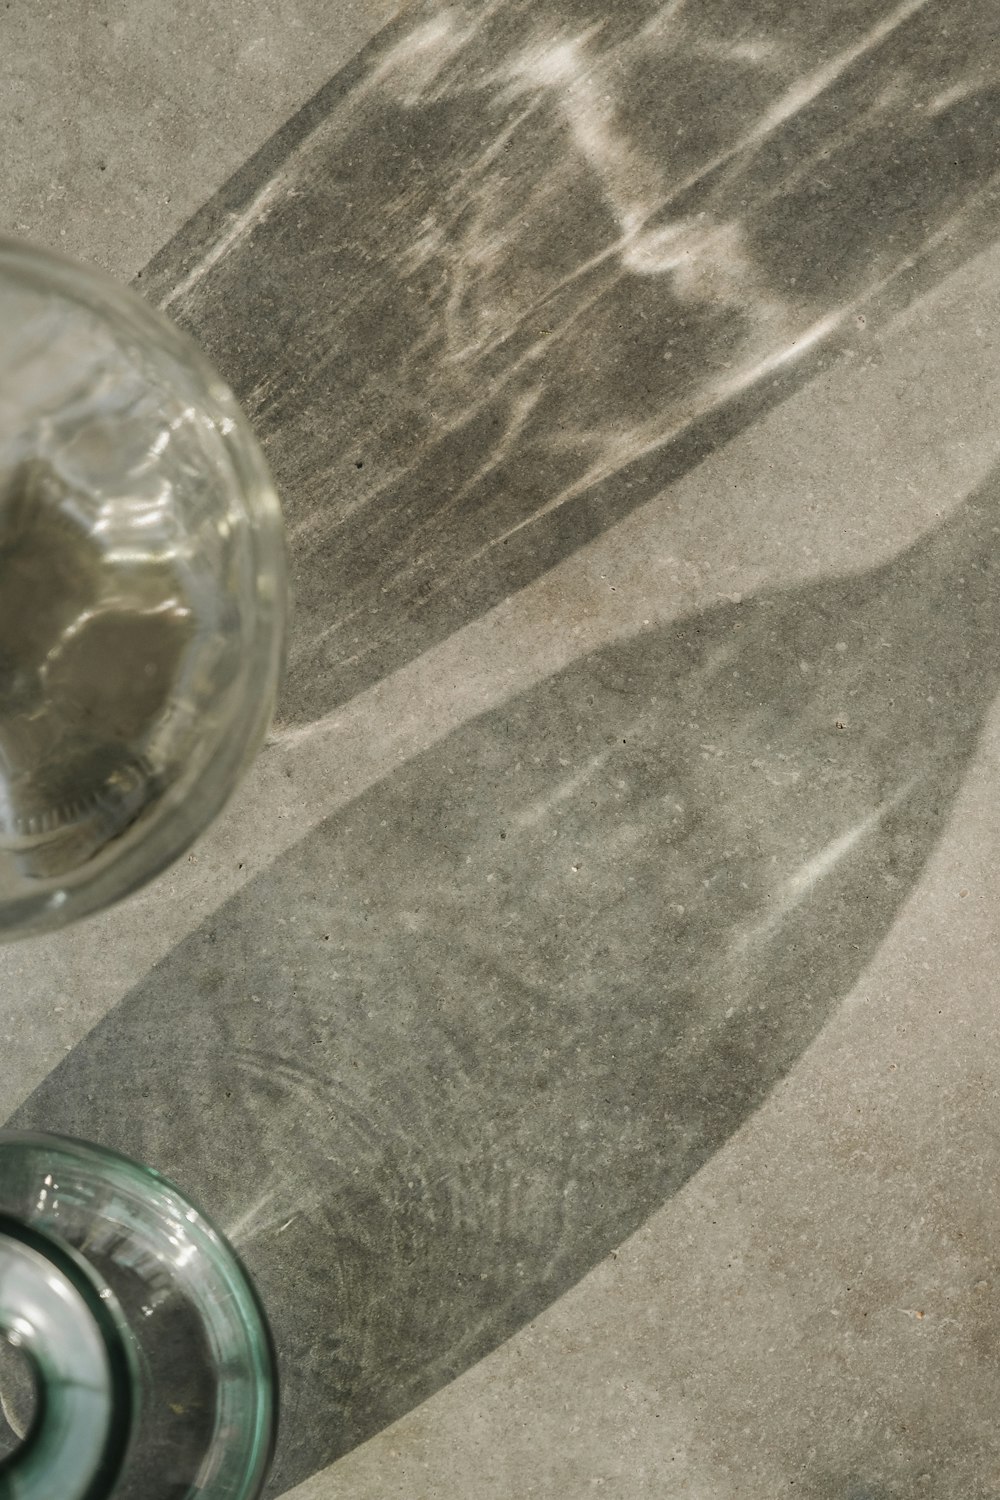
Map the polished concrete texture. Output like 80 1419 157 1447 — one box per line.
3 1 1000 1496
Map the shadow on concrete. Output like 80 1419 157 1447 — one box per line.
10 468 1000 1493
137 0 1000 726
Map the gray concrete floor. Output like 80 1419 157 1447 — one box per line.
4 1 1000 1496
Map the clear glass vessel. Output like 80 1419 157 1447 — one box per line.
0 1132 277 1500
0 238 286 939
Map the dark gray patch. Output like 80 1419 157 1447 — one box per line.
137 0 1000 727
10 472 1000 1494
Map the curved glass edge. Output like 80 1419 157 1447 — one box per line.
0 236 289 942
0 1212 136 1500
0 1132 278 1500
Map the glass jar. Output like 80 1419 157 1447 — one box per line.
0 1132 276 1499
0 237 286 940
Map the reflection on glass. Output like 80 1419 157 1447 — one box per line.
0 1132 276 1500
0 239 286 939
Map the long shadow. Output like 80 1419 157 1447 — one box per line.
10 471 1000 1494
137 0 1000 726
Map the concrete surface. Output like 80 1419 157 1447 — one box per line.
4 1 1000 1496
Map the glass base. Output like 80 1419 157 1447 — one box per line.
0 1134 276 1500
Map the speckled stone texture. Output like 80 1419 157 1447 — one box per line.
5 3 1000 1497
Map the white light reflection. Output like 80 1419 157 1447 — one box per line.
731 778 917 960
35 1173 54 1215
160 177 288 311
127 508 169 529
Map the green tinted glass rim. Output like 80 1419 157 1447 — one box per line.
0 1211 135 1500
0 1132 278 1500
